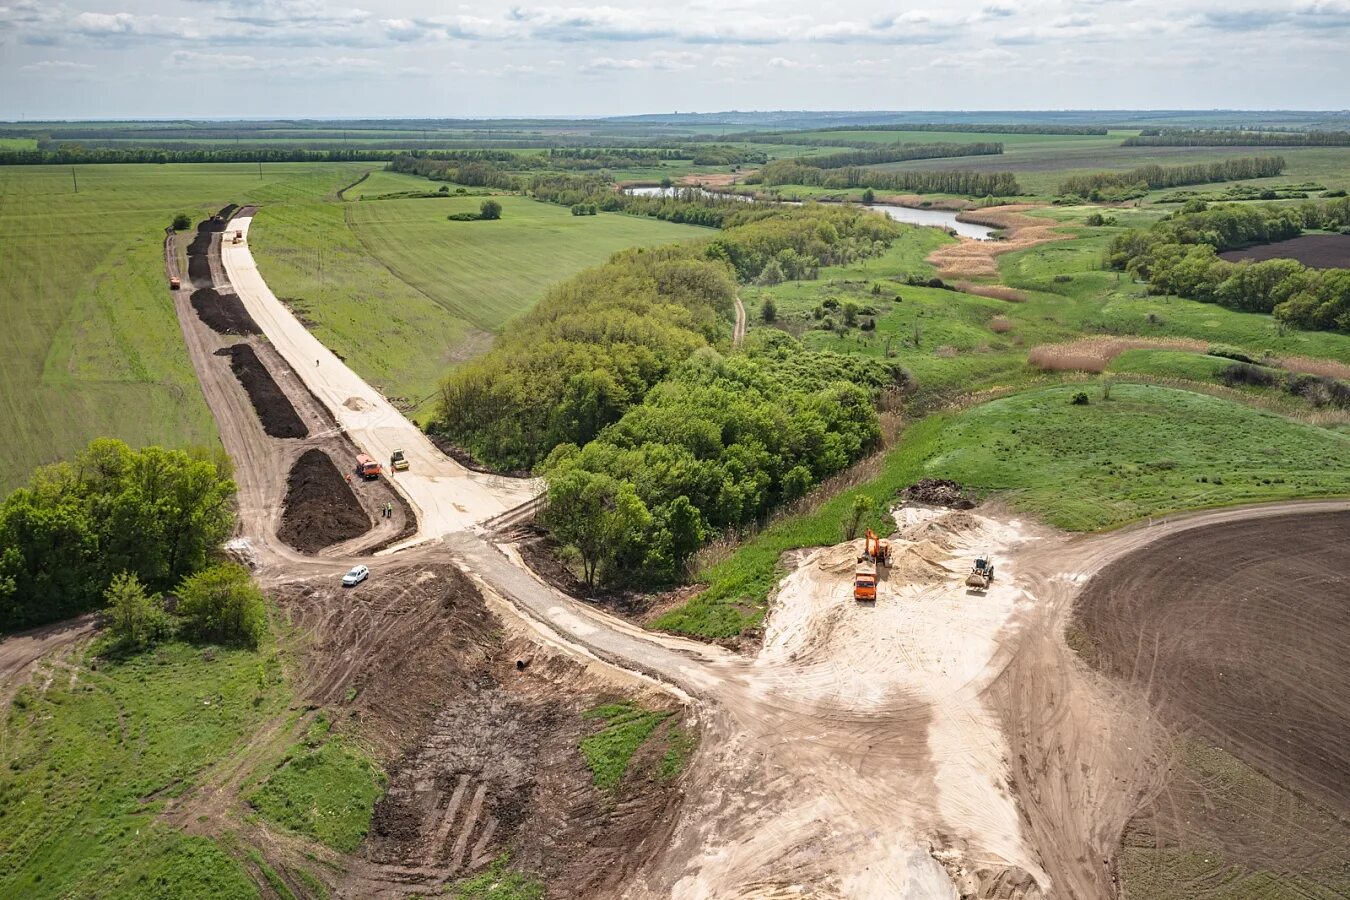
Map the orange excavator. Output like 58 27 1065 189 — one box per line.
854 529 892 602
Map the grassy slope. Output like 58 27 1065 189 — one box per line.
0 162 368 492
661 212 1350 637
0 639 289 897
347 195 708 332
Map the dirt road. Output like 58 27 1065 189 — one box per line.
733 293 746 346
221 213 539 547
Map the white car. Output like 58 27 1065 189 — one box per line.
341 565 369 587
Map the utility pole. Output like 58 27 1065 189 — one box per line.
71 167 78 193
258 160 263 179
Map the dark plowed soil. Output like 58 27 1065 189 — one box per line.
191 287 260 336
272 564 686 898
277 449 369 552
219 344 308 439
901 478 976 508
1074 510 1350 894
1219 233 1350 269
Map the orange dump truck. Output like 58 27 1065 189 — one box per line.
854 561 878 602
355 454 382 480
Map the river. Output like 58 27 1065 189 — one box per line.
624 186 995 241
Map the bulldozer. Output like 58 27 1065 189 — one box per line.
965 554 995 590
854 529 893 602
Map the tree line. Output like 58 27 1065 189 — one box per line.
725 123 1107 145
0 439 238 632
0 146 408 166
753 159 1020 196
803 142 1002 169
1058 156 1286 200
1124 130 1350 147
543 333 904 587
1105 199 1350 333
529 175 762 227
432 204 900 471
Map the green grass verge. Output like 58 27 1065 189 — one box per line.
579 702 673 791
661 383 1349 637
0 162 369 492
447 854 545 900
248 716 384 854
0 639 287 896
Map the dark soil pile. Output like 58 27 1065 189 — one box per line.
901 478 975 508
427 434 533 479
278 449 369 552
219 344 308 439
191 288 260 336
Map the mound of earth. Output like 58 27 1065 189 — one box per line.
271 563 686 898
277 449 368 553
219 344 308 439
902 478 975 508
190 287 260 336
1074 509 1350 895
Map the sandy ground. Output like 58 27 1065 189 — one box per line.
221 214 539 547
927 205 1074 280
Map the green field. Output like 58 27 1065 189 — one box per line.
0 639 289 897
347 195 708 333
250 191 706 417
0 162 368 492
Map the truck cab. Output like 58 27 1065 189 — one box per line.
355 454 382 480
854 562 878 602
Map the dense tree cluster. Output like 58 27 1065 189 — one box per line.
1058 156 1286 199
542 333 903 586
387 154 521 189
530 175 759 227
801 142 1002 169
1124 130 1350 147
0 439 236 631
1106 200 1350 332
433 205 900 470
728 124 1107 146
754 160 1020 196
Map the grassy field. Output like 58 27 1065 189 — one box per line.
347 195 709 333
248 714 383 853
0 639 290 897
0 162 369 492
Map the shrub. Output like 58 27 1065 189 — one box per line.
1220 363 1277 387
989 315 1013 333
1071 392 1090 405
1208 344 1257 364
105 572 170 651
479 199 503 220
175 564 267 649
172 213 193 231
760 297 777 323
1285 373 1350 409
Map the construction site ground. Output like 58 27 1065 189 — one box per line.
2 201 1348 899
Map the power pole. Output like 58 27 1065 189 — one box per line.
258 160 263 179
71 167 78 193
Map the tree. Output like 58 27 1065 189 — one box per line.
543 469 651 588
842 301 859 327
105 572 168 650
172 213 193 231
843 494 873 540
760 297 777 323
861 188 876 205
758 259 784 285
479 199 502 220
175 563 267 649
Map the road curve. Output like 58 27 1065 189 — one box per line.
732 292 746 346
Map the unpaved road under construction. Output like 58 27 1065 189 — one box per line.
5 204 1347 899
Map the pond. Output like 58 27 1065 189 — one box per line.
624 187 996 240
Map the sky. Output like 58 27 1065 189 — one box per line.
1 0 1348 119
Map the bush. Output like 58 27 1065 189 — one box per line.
1220 363 1277 387
479 199 502 220
172 213 193 231
1285 373 1350 409
447 212 479 221
1071 392 1090 405
1208 344 1257 364
175 564 267 649
760 297 777 323
105 572 169 651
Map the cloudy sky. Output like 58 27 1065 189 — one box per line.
1 0 1348 119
